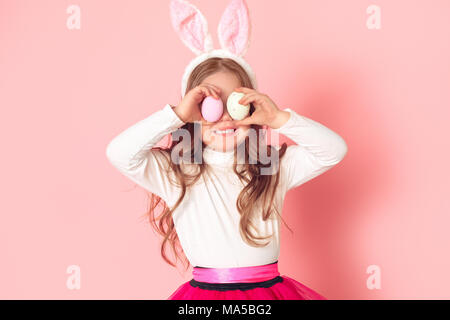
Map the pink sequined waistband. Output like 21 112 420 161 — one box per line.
192 261 280 283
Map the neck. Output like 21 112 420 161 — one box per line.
203 145 235 167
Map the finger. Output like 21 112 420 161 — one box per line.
202 84 221 99
239 92 259 105
233 116 254 126
206 87 218 99
202 86 219 100
208 87 221 100
197 85 208 96
198 86 210 100
203 83 222 92
235 87 255 94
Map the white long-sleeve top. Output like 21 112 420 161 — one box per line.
106 104 347 268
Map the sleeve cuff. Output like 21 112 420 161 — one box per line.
272 108 294 132
162 103 186 128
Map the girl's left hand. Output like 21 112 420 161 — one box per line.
232 87 290 129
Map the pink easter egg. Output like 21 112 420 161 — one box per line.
201 96 223 122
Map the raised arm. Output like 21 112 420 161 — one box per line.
272 108 348 191
106 104 186 204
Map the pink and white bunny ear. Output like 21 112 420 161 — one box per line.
217 0 251 57
170 0 214 55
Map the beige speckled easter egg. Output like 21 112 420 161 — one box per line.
226 92 250 120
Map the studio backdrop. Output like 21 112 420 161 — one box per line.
0 0 449 299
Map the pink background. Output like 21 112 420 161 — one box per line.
1 0 449 299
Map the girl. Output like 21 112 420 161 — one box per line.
106 0 348 300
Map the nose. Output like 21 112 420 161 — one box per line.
220 107 232 121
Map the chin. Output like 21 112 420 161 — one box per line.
202 126 249 152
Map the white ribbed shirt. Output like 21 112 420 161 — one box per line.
106 104 347 268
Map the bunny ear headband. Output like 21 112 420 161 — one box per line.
170 0 258 98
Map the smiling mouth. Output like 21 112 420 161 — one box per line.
213 128 237 136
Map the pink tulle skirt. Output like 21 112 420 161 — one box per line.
168 261 326 300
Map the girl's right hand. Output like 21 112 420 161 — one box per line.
174 84 222 123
